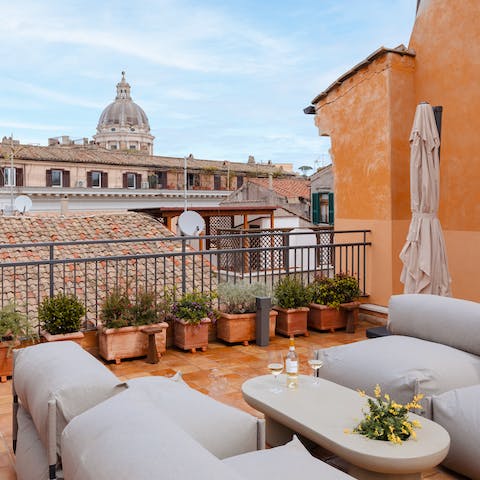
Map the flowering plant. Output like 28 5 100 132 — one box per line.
350 385 423 444
171 290 217 325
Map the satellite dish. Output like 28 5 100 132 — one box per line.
178 210 205 236
14 195 33 214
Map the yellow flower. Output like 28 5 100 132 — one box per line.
384 393 390 401
357 389 366 397
374 384 381 398
411 420 422 429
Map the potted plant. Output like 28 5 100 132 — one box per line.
216 280 277 345
172 290 216 353
307 273 361 332
38 293 86 344
98 288 169 364
273 276 309 337
0 303 38 382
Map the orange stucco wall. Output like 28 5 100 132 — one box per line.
313 0 480 305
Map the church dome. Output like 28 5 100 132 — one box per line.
94 72 154 154
96 72 151 131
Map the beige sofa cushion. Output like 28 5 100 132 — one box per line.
15 406 49 480
224 435 354 479
319 335 480 418
13 341 124 456
388 294 480 355
432 385 480 480
61 387 244 480
127 375 261 458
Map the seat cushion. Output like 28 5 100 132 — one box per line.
318 336 480 418
13 341 125 456
223 435 354 479
388 294 480 355
127 375 261 458
61 387 244 480
15 406 49 480
432 384 480 479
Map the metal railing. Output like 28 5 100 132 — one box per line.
0 229 370 330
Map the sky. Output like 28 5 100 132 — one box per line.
0 0 416 173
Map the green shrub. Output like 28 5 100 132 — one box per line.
218 280 271 314
0 303 38 351
307 273 361 308
171 290 217 325
38 293 86 335
274 276 309 309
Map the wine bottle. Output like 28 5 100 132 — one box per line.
285 336 298 389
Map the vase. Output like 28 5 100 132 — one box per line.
273 307 309 337
98 322 168 364
216 310 277 345
174 318 211 353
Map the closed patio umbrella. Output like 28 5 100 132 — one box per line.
400 102 451 295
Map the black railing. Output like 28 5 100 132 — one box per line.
0 230 371 330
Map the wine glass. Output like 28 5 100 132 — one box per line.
267 351 284 393
308 348 324 385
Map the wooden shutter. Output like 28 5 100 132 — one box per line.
328 192 334 225
16 168 24 187
0 168 4 187
123 173 128 188
102 172 108 188
86 171 92 187
311 192 320 224
63 170 70 187
46 169 52 187
135 173 142 189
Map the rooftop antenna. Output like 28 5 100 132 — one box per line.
184 155 188 211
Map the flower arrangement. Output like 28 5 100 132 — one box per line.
171 290 217 325
350 384 423 444
218 280 271 314
307 273 361 308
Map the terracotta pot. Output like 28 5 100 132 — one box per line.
98 322 168 364
41 330 84 345
216 310 278 345
273 306 309 337
174 318 211 353
0 343 14 383
308 301 360 332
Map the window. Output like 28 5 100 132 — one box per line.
91 171 101 188
51 170 63 187
110 144 118 150
127 172 136 188
187 173 200 189
237 176 244 188
214 174 221 190
129 144 137 150
4 168 15 187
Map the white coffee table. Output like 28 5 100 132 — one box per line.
242 375 450 480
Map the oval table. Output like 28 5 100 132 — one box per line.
242 374 450 480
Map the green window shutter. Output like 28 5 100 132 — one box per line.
328 192 334 225
311 192 320 224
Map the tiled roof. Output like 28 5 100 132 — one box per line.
247 177 310 200
0 143 290 175
0 212 214 324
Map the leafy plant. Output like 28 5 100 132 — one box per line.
218 280 271 314
274 276 309 309
100 288 166 329
171 290 217 325
0 303 38 351
38 293 86 335
349 384 423 444
307 273 361 308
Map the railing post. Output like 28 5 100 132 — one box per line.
181 238 186 295
256 297 271 347
49 244 54 298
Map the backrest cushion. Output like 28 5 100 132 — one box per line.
432 384 480 480
127 375 260 458
13 341 124 456
388 294 480 355
223 435 353 479
15 405 49 480
318 335 480 418
61 387 244 480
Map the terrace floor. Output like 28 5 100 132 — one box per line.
0 320 464 479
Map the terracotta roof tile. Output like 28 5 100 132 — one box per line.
247 177 310 199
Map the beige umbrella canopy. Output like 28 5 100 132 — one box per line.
400 102 451 296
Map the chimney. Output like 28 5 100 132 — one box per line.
60 195 68 216
268 173 273 191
